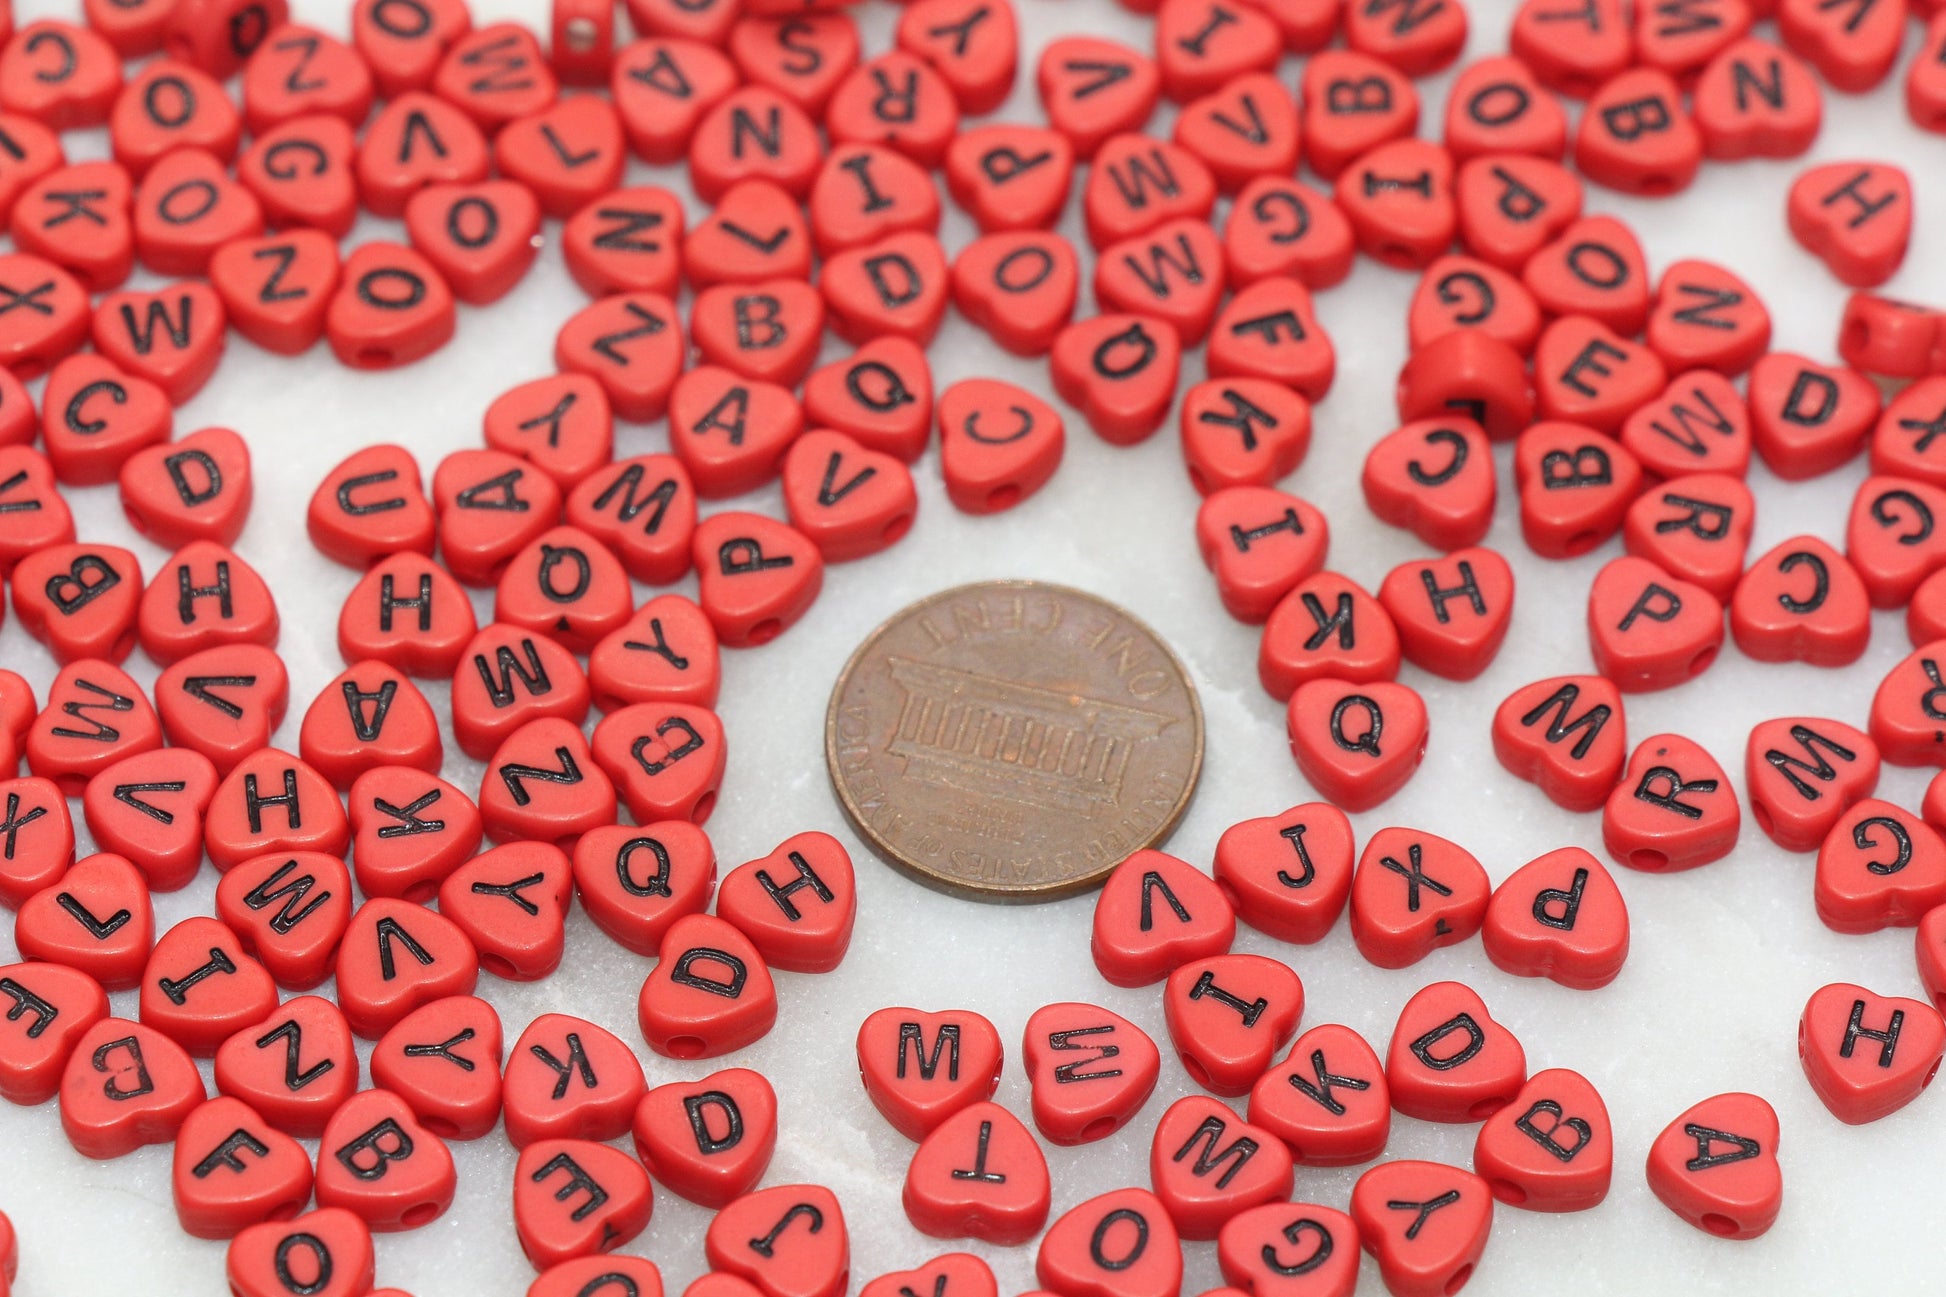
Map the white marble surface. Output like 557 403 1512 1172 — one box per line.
3 0 1945 1293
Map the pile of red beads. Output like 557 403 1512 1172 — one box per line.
4 0 1946 1290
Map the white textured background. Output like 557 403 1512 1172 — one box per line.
3 0 1945 1293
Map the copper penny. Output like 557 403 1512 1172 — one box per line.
825 580 1205 902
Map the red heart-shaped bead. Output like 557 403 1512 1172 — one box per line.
1163 953 1302 1097
0 776 74 907
1149 1094 1293 1240
15 851 155 989
1787 161 1909 288
704 1184 849 1297
370 994 504 1141
133 147 264 278
1175 73 1299 193
1286 678 1429 812
1533 315 1666 434
716 831 855 974
345 766 480 903
821 231 950 347
493 525 635 654
1215 1202 1359 1297
590 702 727 827
1386 982 1527 1122
589 595 721 719
0 255 90 379
563 455 696 588
1190 486 1331 623
14 161 134 293
1799 982 1944 1126
480 717 617 850
335 898 480 1039
212 994 360 1138
1745 716 1878 852
1052 312 1182 446
1361 419 1495 553
529 1257 667 1297
1225 176 1354 290
1472 1068 1613 1213
662 351 792 479
1603 733 1740 872
950 230 1079 358
691 512 824 647
936 376 1067 514
780 430 918 563
1207 277 1334 400
860 1252 996 1297
1730 536 1871 667
689 279 822 389
1350 827 1488 970
1522 215 1648 335
1814 799 1946 934
1623 473 1754 602
503 1012 646 1149
684 179 811 287
1492 675 1627 813
0 958 108 1105
1645 1092 1781 1238
802 337 935 464
1619 370 1752 480
118 425 253 551
59 1016 205 1158
1021 1001 1160 1146
1335 139 1456 272
1513 421 1642 560
1091 848 1235 988
1094 218 1225 346
226 1208 374 1297
338 554 478 681
1180 377 1311 497
1350 1160 1494 1297
440 842 572 983
638 914 777 1059
81 745 217 891
561 183 684 300
904 1101 1050 1245
1035 1187 1181 1297
40 353 172 486
450 623 588 761
1587 555 1724 692
1482 848 1629 990
314 1088 456 1231
514 1137 655 1270
1646 258 1771 376
432 448 565 588
26 660 162 794
482 373 613 491
309 443 436 570
632 1066 777 1208
944 125 1071 232
153 644 289 777
404 179 542 304
172 1094 315 1239
1082 134 1210 247
1258 571 1400 701
1248 1022 1391 1168
1749 352 1879 480
571 820 715 956
1212 802 1354 946
92 280 226 402
137 541 280 666
204 749 346 873
857 1006 1003 1141
209 230 341 355
237 114 359 236
1871 640 1946 767
1377 547 1514 682
139 915 278 1056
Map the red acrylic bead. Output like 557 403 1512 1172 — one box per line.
1335 139 1456 271
1815 799 1946 932
802 338 934 463
1455 153 1583 271
15 852 155 990
1575 68 1701 195
493 525 633 654
404 179 542 305
1603 733 1740 872
811 143 940 255
209 230 341 355
1747 716 1879 852
1082 134 1214 249
1482 848 1628 990
1149 1094 1292 1241
338 554 475 679
904 1101 1050 1245
227 1209 374 1297
1037 38 1158 158
1787 161 1910 288
310 444 436 570
1748 351 1879 479
0 959 107 1104
1444 56 1567 162
433 448 566 587
162 0 288 78
1036 1188 1181 1297
1378 547 1515 681
1300 50 1416 181
1212 802 1354 945
110 60 239 178
1779 0 1904 91
352 0 469 98
480 716 615 849
1386 982 1526 1122
730 14 858 116
1799 982 1945 1124
1620 371 1751 480
59 1017 204 1158
1349 1161 1493 1297
347 766 480 902
434 22 557 131
515 1137 654 1270
861 1256 994 1297
1514 422 1639 557
691 280 824 389
40 353 172 487
132 148 264 278
1635 0 1751 78
242 25 374 132
314 1087 456 1231
1407 256 1542 357
214 851 353 992
633 1066 777 1208
1472 1069 1613 1212
439 842 572 982
684 180 811 288
1394 332 1534 441
692 512 824 647
1647 259 1771 376
0 254 88 378
687 85 821 203
857 1006 1003 1141
370 994 505 1141
82 746 217 891
589 595 722 714
572 820 716 955
1694 38 1822 158
1534 315 1667 433
563 186 683 299
1644 1092 1781 1239
327 241 455 370
612 37 738 166
0 22 123 129
1180 378 1311 495
937 377 1065 515
334 898 479 1038
1348 826 1488 970
1215 1204 1359 1297
1223 175 1355 289
1021 1001 1160 1146
1207 277 1334 401
638 913 778 1058
210 994 359 1137
496 97 624 220
1090 848 1234 989
27 660 163 794
1259 571 1400 701
450 624 589 762
1247 1022 1390 1167
1587 555 1724 692
1622 472 1754 602
557 452 693 583
1524 215 1648 335
12 542 142 665
1162 953 1302 1096
139 916 278 1057
1362 419 1495 552
897 0 1016 114
504 1012 646 1148
1174 74 1300 193
356 92 489 217
1731 536 1871 666
1286 678 1428 812
950 231 1079 358
94 282 228 405
705 1186 848 1297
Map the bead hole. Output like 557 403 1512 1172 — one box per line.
746 618 783 645
1445 1264 1474 1294
480 953 519 979
402 1201 441 1227
1466 1097 1506 1120
1487 1178 1526 1207
1078 1116 1116 1142
666 1035 707 1058
1700 1212 1740 1237
1688 646 1717 676
1178 1053 1212 1089
421 1115 462 1139
356 346 394 367
1628 849 1667 872
1563 529 1600 556
881 513 913 544
691 792 716 823
986 484 1021 511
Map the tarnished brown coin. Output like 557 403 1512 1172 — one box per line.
825 580 1204 902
